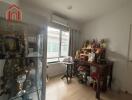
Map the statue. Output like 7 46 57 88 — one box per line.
100 39 106 48
75 50 80 59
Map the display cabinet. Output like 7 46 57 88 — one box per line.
0 18 46 100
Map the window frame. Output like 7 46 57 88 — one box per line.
47 26 70 63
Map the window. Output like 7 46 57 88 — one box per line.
61 31 69 57
47 26 70 62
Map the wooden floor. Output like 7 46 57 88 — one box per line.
46 76 132 100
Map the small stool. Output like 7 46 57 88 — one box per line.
61 62 73 83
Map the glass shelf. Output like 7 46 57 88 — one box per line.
9 88 42 100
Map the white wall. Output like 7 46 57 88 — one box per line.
81 1 132 93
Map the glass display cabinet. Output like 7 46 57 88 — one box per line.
0 18 46 100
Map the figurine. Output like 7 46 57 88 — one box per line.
75 50 80 59
82 40 90 49
100 39 106 48
88 49 95 62
16 74 26 96
91 39 96 48
86 41 92 49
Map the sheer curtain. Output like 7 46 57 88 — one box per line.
69 28 80 57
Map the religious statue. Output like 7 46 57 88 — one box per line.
100 39 106 48
75 50 80 59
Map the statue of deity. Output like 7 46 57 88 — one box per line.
75 50 80 59
100 39 106 48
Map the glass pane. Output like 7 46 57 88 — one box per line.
61 31 70 57
47 27 60 58
26 34 44 57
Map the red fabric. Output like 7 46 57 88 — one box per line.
91 72 98 80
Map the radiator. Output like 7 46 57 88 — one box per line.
47 63 66 77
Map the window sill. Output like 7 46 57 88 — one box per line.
47 61 60 65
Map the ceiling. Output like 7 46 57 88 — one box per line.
22 0 131 24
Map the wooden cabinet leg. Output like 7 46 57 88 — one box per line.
96 76 100 100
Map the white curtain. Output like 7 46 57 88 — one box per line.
69 28 80 57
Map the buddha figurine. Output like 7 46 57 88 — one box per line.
91 39 99 48
100 39 106 48
82 40 90 49
75 50 80 59
87 44 91 49
82 42 87 49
